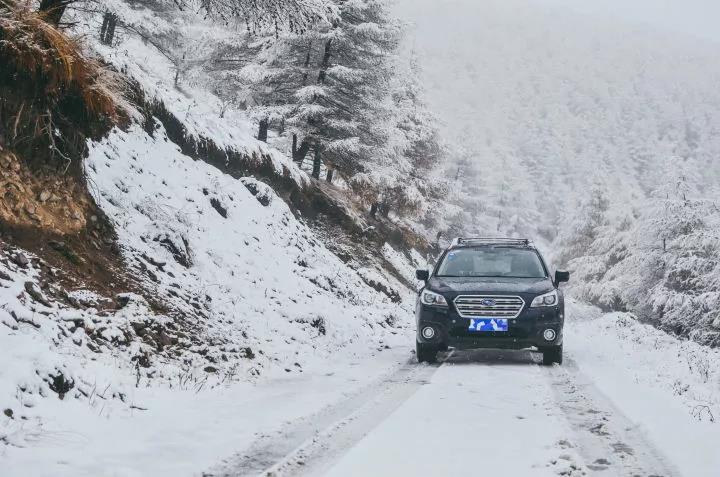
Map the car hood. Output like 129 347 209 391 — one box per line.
427 276 554 295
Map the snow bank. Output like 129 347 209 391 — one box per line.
567 300 720 476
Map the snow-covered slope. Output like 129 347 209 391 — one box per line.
0 119 419 469
87 122 415 371
1 2 423 464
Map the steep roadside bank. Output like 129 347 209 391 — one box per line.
1 2 429 467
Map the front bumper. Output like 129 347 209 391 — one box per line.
416 303 564 350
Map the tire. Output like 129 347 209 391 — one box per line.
541 344 563 366
416 340 438 363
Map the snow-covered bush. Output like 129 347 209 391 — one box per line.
562 175 720 346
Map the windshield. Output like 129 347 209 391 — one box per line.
436 247 547 278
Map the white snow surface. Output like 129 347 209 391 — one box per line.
87 122 414 370
0 120 417 473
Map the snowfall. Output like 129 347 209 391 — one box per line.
3 0 720 476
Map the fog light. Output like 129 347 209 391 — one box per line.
543 329 557 341
422 326 436 339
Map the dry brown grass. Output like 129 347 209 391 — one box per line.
0 0 131 125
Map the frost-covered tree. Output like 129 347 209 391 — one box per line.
560 166 720 345
232 0 399 172
350 52 446 219
198 0 337 35
556 185 610 266
281 0 401 175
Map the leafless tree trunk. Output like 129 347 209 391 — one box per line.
293 138 312 163
100 12 118 46
301 41 313 85
258 118 269 142
325 168 334 183
317 39 332 84
312 143 322 179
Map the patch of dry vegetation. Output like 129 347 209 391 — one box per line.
0 0 132 175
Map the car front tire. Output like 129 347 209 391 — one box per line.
541 344 563 365
416 340 438 363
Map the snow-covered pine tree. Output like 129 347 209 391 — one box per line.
351 51 446 220
197 0 337 35
556 184 610 267
209 33 315 139
281 0 401 175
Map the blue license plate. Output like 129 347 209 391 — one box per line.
468 318 509 332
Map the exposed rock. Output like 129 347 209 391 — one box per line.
49 241 82 265
241 178 273 207
155 234 192 268
141 253 166 269
210 197 228 218
203 366 218 373
24 281 51 307
10 253 29 268
47 372 74 400
131 321 149 336
158 330 173 347
116 293 146 309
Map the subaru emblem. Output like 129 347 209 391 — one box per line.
481 298 496 307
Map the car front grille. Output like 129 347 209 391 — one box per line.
453 295 525 319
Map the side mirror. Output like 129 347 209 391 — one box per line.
416 269 430 281
555 270 570 285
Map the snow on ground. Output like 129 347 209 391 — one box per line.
0 118 417 474
86 122 415 372
324 351 586 477
260 301 720 477
1 345 410 477
567 300 720 477
83 3 308 187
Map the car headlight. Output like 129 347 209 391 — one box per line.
530 290 558 307
420 289 448 307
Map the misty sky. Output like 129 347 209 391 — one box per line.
534 0 720 43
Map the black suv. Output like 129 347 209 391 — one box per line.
415 238 569 365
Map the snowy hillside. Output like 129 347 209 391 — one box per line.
0 122 418 473
1 0 425 469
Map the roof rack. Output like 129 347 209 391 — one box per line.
450 237 532 247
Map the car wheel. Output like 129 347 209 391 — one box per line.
541 344 563 366
416 340 438 363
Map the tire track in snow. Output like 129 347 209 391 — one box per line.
206 356 443 477
546 358 679 477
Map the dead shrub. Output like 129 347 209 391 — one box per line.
0 0 132 174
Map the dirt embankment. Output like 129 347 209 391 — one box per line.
0 1 133 297
0 151 91 234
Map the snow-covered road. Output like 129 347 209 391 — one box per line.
207 302 720 477
5 299 720 476
218 352 672 477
